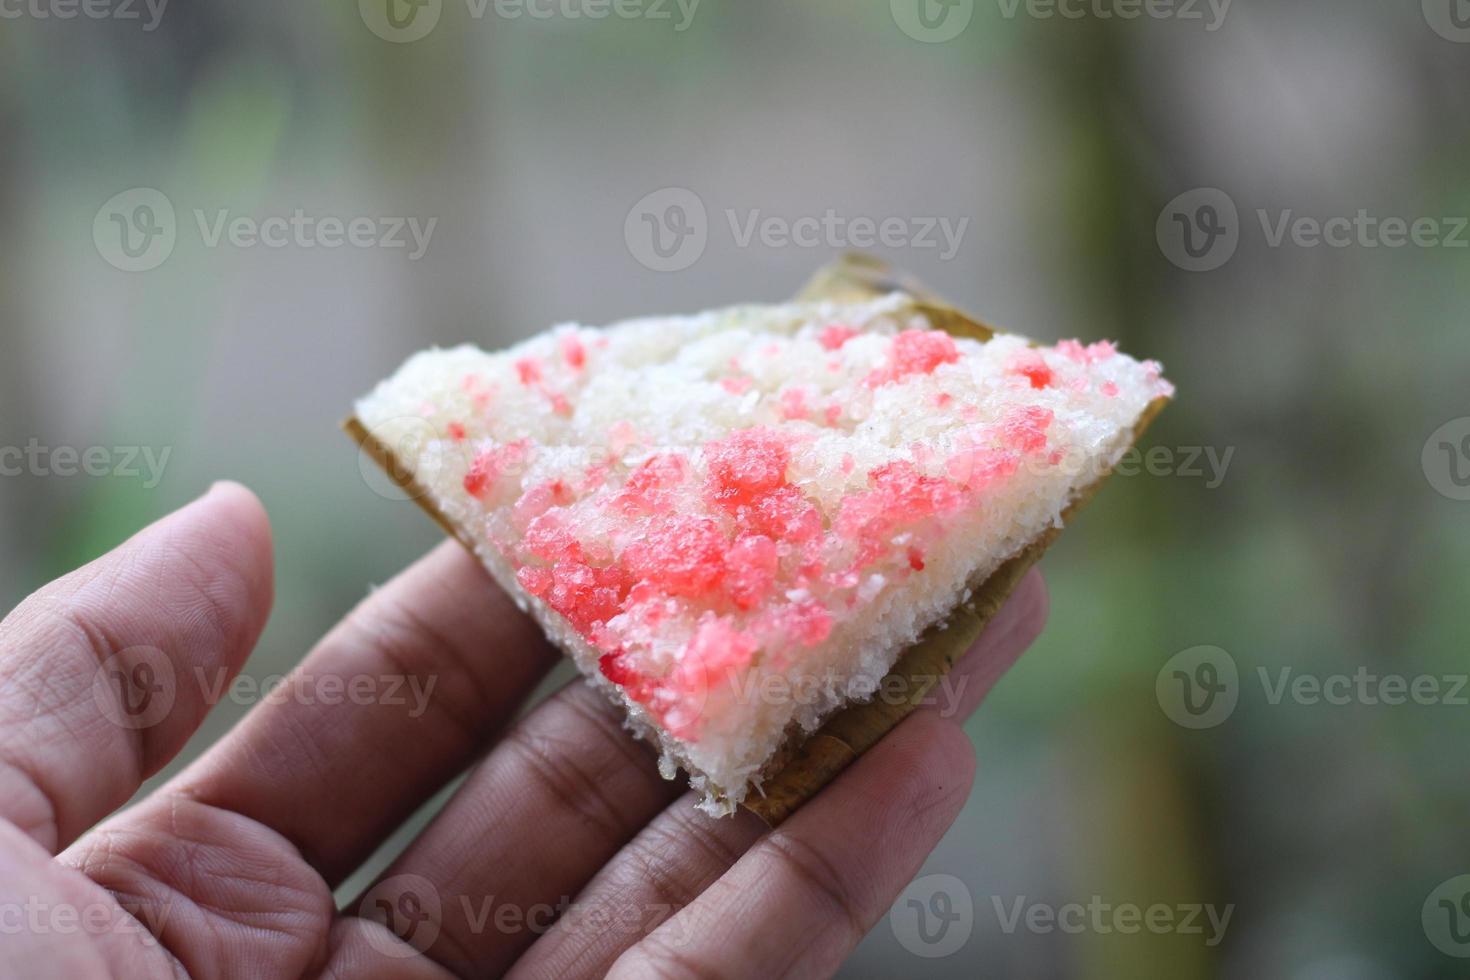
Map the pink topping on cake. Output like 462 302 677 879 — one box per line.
836 461 964 571
450 327 1171 742
1010 350 1055 390
464 439 532 499
864 330 960 387
609 419 639 454
945 445 1020 491
725 534 779 610
560 335 586 370
779 387 810 421
660 616 761 737
577 461 610 494
705 428 791 506
622 515 728 600
684 615 759 682
513 478 575 530
462 373 495 412
515 358 543 386
1000 406 1054 454
765 599 833 648
818 323 860 350
597 649 646 697
516 565 553 598
1057 339 1118 365
615 453 688 514
1142 360 1175 398
746 486 822 543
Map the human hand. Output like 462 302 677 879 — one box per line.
0 482 1047 978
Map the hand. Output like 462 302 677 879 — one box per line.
0 482 1047 978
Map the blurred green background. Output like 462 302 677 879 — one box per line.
2 0 1469 976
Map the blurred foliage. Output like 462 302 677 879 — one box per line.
2 1 1468 976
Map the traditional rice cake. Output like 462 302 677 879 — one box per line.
350 265 1172 818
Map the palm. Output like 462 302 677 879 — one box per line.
0 484 1046 978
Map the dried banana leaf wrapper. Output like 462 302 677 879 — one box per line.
345 255 1169 828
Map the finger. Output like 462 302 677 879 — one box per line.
0 482 274 852
354 680 684 978
166 540 561 885
510 568 1048 979
320 917 458 980
610 711 978 979
507 795 767 980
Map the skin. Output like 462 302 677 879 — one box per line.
0 482 1048 978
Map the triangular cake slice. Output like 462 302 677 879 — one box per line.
349 260 1173 820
